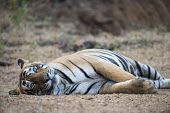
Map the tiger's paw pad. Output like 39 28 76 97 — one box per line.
130 78 157 94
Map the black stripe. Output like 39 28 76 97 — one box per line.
19 72 23 87
60 80 66 89
106 51 131 70
64 86 71 95
147 65 151 79
99 55 119 67
90 51 122 64
99 51 134 73
49 68 51 74
92 55 120 68
69 84 77 93
130 66 135 76
80 50 134 73
55 69 74 84
68 60 93 79
56 62 76 77
117 59 128 71
97 81 108 94
98 51 115 58
135 61 143 77
84 82 98 94
154 70 157 80
80 50 127 62
80 57 106 77
96 50 129 71
114 54 129 72
57 74 65 79
69 83 80 94
81 50 116 61
92 55 108 61
157 76 160 80
80 57 100 74
78 50 114 58
158 81 160 89
97 50 130 64
89 51 120 67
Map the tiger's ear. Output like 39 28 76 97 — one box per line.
9 88 20 95
18 59 29 69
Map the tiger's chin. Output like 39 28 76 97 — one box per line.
36 72 61 95
43 75 60 95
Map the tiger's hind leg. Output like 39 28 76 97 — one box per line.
130 60 170 89
99 78 157 94
131 60 165 82
80 55 136 82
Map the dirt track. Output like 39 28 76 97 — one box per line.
0 91 170 113
0 25 170 113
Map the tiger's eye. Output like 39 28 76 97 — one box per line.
33 67 38 73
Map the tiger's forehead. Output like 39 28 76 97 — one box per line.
22 63 50 73
22 63 45 70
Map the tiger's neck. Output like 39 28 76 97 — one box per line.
52 69 73 95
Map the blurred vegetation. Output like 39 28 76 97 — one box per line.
0 0 170 34
151 26 169 35
0 42 6 50
5 0 28 25
5 0 28 10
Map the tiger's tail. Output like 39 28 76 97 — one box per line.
131 60 170 89
150 79 170 89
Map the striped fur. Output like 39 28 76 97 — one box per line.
9 49 170 95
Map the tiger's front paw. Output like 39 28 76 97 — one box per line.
129 78 157 94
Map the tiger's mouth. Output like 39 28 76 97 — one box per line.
37 73 58 95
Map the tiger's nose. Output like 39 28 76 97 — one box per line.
44 73 50 82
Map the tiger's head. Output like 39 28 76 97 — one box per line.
9 59 59 95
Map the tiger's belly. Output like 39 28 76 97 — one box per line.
52 78 115 95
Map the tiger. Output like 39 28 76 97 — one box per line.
9 49 170 95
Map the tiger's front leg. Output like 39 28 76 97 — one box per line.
99 78 157 94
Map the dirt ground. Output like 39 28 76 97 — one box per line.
0 22 170 112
